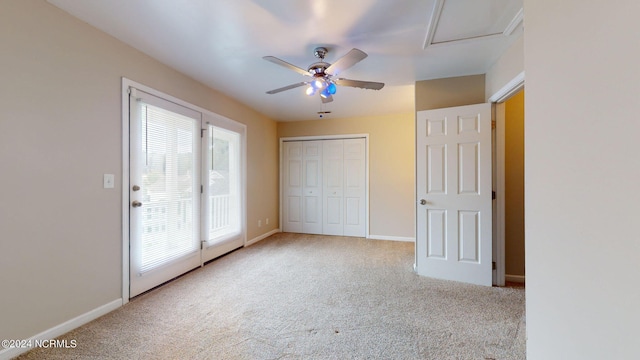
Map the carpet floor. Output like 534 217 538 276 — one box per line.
17 233 526 359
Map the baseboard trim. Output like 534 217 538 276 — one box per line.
0 299 122 360
368 234 415 242
505 274 526 283
246 229 280 247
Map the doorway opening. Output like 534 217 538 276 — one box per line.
491 72 525 287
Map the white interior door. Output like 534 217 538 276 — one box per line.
302 141 323 234
415 103 492 286
129 88 201 297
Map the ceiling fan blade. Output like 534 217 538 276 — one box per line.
266 82 308 94
321 94 333 103
325 48 368 76
263 56 311 77
335 78 385 90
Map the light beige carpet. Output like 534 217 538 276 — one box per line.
17 233 526 359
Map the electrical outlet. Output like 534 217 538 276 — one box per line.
258 220 262 227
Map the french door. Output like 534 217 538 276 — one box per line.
128 85 245 297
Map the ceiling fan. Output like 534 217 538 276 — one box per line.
263 47 385 104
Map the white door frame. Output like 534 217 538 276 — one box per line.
279 134 370 238
488 71 525 287
121 79 132 304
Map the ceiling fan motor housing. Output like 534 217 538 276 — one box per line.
308 62 329 76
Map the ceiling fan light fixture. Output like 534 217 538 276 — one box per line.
311 77 326 90
306 86 316 96
320 88 330 98
327 82 337 95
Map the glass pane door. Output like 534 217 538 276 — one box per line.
207 126 241 242
130 90 201 297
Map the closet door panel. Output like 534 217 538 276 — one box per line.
323 140 344 235
343 138 366 237
302 141 323 234
283 142 303 233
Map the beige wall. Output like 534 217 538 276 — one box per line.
485 36 524 100
415 74 486 111
278 113 415 239
504 90 525 277
0 0 278 341
525 0 640 358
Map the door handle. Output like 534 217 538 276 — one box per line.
419 199 427 205
131 200 143 208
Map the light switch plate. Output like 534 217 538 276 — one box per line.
103 174 115 189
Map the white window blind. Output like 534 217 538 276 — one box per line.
136 100 200 273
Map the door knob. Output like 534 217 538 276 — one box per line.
132 200 143 208
419 199 427 205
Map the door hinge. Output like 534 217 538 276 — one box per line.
201 240 205 250
492 191 496 200
201 185 203 194
491 120 496 129
492 261 496 270
201 129 205 138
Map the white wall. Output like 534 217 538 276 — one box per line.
524 1 640 359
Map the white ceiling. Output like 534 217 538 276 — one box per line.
48 0 523 121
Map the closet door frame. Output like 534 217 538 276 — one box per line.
279 134 369 238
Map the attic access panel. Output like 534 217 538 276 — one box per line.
425 0 523 47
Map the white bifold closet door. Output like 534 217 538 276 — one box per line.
322 140 344 235
283 138 365 237
340 139 366 237
282 141 323 234
282 141 303 233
